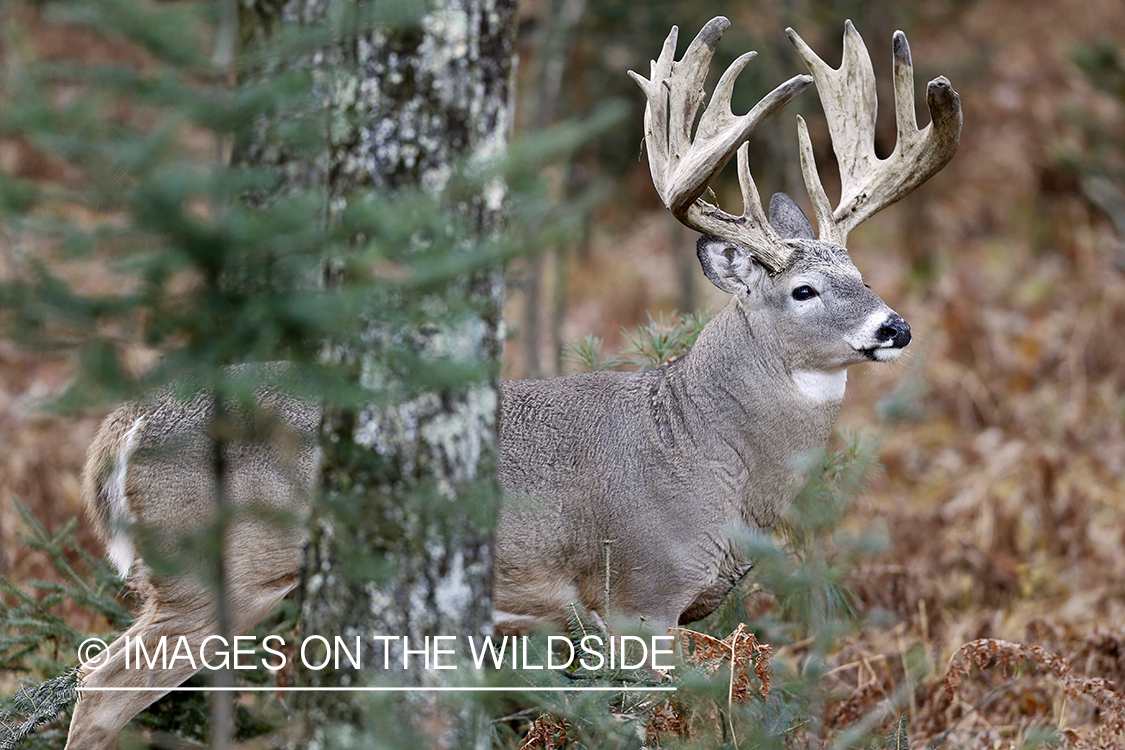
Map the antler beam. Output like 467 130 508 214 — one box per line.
788 22 962 246
631 17 962 270
629 17 812 272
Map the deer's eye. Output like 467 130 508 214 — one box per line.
792 285 819 301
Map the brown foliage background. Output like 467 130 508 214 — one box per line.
3 0 1125 745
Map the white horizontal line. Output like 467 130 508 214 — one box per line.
79 686 676 693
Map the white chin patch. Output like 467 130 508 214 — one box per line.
868 345 904 363
793 369 847 403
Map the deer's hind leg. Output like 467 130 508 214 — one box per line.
66 525 301 750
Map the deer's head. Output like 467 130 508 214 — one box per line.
630 17 960 376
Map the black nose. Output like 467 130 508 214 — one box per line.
877 314 911 348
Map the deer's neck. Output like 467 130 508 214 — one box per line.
667 298 843 528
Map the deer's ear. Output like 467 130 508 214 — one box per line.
697 234 768 296
769 193 815 240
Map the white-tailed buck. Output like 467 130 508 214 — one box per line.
67 16 960 748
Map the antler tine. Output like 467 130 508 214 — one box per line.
630 24 680 208
787 22 962 246
795 113 836 243
629 17 813 272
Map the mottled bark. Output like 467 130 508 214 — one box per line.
238 0 515 746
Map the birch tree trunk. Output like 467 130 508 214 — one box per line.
238 0 515 745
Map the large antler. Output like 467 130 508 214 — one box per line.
628 17 812 272
788 22 962 246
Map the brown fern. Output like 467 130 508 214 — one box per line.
943 638 1125 748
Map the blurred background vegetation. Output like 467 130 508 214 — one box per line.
2 0 1125 746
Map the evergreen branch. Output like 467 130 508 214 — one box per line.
0 670 78 750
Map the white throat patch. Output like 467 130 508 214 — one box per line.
792 369 847 403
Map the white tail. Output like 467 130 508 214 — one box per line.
67 17 959 748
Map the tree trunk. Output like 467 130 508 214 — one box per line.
238 0 515 746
